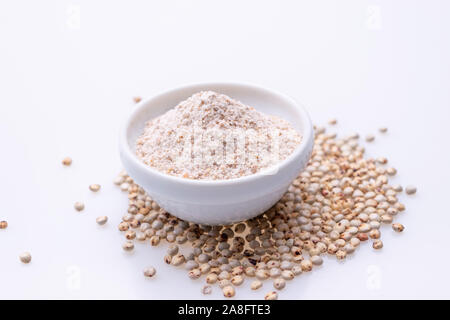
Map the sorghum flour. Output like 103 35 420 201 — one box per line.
135 91 302 180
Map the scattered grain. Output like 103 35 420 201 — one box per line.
62 157 72 166
311 256 323 266
222 285 235 298
89 184 101 192
264 291 278 300
188 268 201 279
202 285 212 295
405 185 417 195
373 240 383 250
251 280 263 290
366 134 375 142
118 222 129 231
96 216 108 225
74 202 85 212
231 275 244 286
143 266 156 278
369 229 381 239
206 273 218 284
273 278 286 290
19 252 31 264
392 223 405 233
387 168 397 176
114 119 414 299
300 260 313 272
122 241 134 251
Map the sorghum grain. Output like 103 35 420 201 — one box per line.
96 216 108 225
143 266 156 277
251 280 263 290
264 291 278 300
19 252 32 264
222 286 235 298
122 241 134 251
202 285 212 295
405 185 417 195
373 240 383 250
74 202 85 212
273 278 286 290
89 184 101 192
62 157 72 166
392 223 405 232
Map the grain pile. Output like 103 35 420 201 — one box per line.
135 91 302 180
116 125 411 299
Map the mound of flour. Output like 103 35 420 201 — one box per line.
136 91 301 180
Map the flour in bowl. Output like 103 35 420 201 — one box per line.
135 91 302 180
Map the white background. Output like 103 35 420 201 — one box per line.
0 0 449 299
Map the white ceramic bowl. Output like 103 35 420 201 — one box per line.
119 83 314 225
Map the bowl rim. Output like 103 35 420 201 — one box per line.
119 82 314 187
